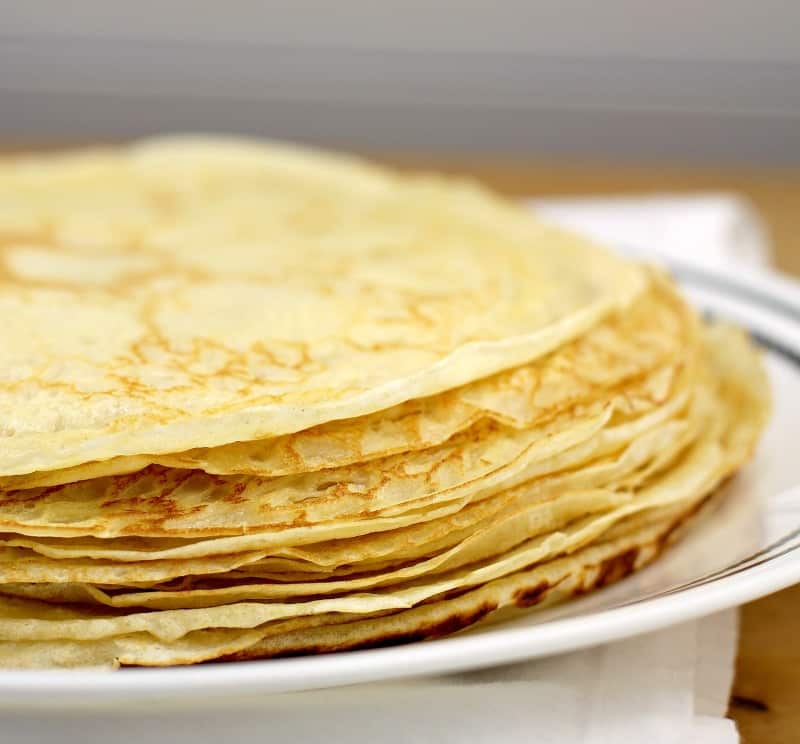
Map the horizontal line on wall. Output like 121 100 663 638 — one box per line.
4 88 799 164
3 0 799 63
2 37 799 117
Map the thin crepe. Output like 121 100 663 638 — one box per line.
0 137 647 476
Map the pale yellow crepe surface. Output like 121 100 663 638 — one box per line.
0 137 646 476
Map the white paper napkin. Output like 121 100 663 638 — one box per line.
2 193 769 744
531 193 771 270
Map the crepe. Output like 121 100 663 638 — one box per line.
0 137 647 477
0 138 770 668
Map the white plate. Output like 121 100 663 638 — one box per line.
3 263 800 708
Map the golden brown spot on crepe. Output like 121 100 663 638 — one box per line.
512 580 552 608
246 602 501 659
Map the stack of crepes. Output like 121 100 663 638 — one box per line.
0 138 769 668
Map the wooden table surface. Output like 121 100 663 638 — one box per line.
384 155 800 744
5 146 800 741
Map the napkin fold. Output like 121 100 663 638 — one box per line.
4 193 768 744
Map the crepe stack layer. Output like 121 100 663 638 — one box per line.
0 138 769 668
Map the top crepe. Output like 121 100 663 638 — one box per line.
0 137 645 476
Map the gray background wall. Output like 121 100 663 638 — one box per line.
1 0 799 163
